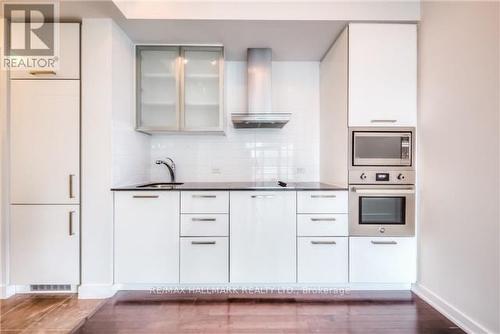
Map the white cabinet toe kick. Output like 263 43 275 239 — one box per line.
112 190 416 291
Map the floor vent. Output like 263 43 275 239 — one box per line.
30 284 71 292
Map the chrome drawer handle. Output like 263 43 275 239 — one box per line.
370 119 397 123
133 195 159 199
192 218 216 222
310 218 336 222
251 195 275 199
68 211 75 236
310 195 336 198
191 241 216 245
192 195 217 198
29 70 56 75
311 241 336 245
371 241 398 245
69 174 75 199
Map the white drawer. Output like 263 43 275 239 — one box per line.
297 191 348 213
349 237 416 283
10 23 80 80
181 191 229 214
297 237 348 283
297 214 348 237
180 237 228 284
181 214 228 237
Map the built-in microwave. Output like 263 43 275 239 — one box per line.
349 184 415 237
350 127 414 168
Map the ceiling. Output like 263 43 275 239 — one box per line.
56 1 347 60
119 20 347 61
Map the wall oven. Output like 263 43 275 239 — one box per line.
350 127 414 168
349 184 415 237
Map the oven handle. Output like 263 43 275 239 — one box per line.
352 188 415 195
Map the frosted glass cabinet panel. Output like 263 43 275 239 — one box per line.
137 46 179 131
183 48 223 131
136 45 224 133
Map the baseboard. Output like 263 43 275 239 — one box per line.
412 283 491 334
0 284 15 299
78 284 116 299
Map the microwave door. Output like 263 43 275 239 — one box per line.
353 132 412 166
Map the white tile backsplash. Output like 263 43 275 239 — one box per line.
150 61 320 183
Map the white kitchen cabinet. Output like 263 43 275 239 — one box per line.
297 191 348 214
181 214 228 237
10 80 80 204
10 205 80 284
136 45 224 134
181 191 229 214
349 237 416 283
297 214 348 237
180 237 228 284
230 191 296 283
348 23 417 126
297 237 348 284
10 23 80 80
114 191 180 284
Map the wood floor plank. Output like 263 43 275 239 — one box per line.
76 291 466 334
1 295 70 331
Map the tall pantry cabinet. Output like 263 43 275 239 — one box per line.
9 23 81 285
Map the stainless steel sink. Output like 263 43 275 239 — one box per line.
137 182 184 188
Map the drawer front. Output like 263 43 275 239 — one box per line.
297 214 348 237
181 191 229 213
10 23 80 80
298 237 348 283
349 237 416 283
180 237 228 284
297 191 348 213
181 214 228 237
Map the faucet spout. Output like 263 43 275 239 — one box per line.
155 158 176 182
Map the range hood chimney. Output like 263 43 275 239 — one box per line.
231 48 291 128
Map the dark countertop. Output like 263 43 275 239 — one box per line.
111 182 348 191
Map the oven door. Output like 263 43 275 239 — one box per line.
349 185 415 237
352 131 412 166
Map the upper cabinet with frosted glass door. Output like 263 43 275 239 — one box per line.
136 46 224 134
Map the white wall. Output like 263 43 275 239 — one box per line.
417 2 500 333
81 18 148 298
151 61 320 183
111 22 150 186
0 18 12 298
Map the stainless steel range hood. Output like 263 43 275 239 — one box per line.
231 48 291 128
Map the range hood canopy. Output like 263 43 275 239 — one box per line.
232 48 291 129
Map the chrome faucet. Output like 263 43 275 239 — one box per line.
155 158 176 182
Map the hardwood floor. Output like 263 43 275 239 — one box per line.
76 291 465 334
0 294 103 333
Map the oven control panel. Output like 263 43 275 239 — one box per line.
349 170 415 185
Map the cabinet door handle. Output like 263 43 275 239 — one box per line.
192 218 216 222
192 195 216 198
371 241 398 245
191 241 216 245
310 194 336 198
310 218 336 222
69 174 75 199
133 195 159 199
311 241 336 245
29 70 56 75
251 195 275 199
370 119 397 123
69 211 75 236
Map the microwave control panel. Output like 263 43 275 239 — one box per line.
349 170 415 185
